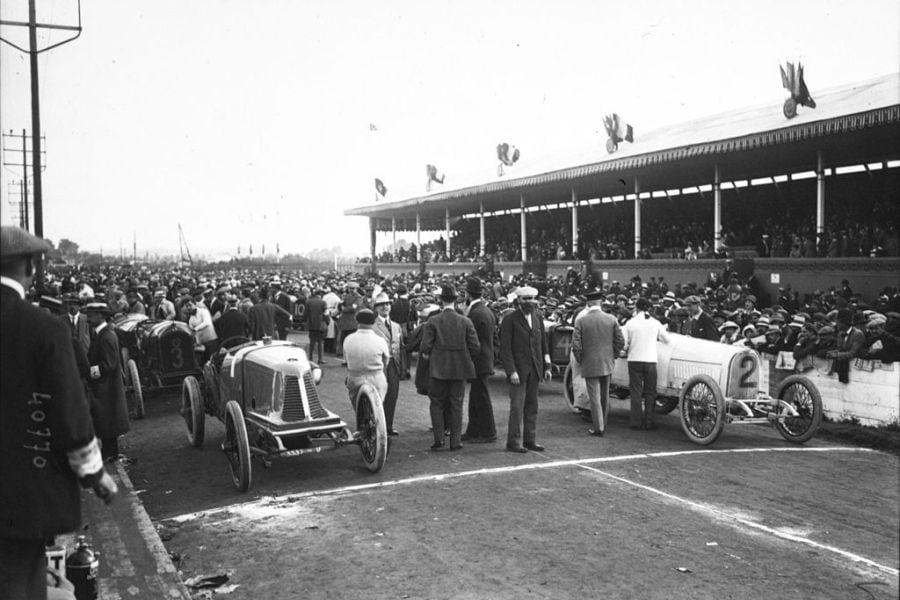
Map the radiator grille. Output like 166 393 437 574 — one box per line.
304 371 329 419
282 376 305 421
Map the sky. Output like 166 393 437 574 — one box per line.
1 0 899 259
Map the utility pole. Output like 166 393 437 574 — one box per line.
2 129 44 232
1 0 83 236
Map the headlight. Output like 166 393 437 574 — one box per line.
312 367 323 385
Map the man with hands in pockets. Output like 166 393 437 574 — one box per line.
622 297 671 430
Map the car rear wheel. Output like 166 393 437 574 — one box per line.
356 385 387 473
182 376 205 448
563 364 577 412
773 375 822 443
127 359 144 419
224 400 252 492
679 374 725 445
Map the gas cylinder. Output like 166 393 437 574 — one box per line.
66 536 99 600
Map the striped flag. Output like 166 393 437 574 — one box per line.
426 164 445 191
375 178 387 198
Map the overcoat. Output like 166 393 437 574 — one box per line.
420 308 479 381
1 285 96 540
499 309 548 380
467 300 496 376
572 307 625 378
87 324 130 438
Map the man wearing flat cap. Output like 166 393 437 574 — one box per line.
573 288 625 436
420 285 480 451
343 309 389 411
499 285 552 453
1 226 118 600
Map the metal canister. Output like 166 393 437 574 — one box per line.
66 535 99 600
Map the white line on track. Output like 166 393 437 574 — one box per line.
167 446 898 577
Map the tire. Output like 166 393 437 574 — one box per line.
655 396 679 415
127 359 144 419
563 364 578 412
679 374 725 445
182 376 205 448
773 375 823 443
356 385 388 473
783 97 797 119
121 348 131 383
224 400 252 492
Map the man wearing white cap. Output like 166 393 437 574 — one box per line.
499 285 552 453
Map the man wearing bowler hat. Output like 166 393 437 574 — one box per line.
420 284 480 451
462 277 497 443
499 285 553 453
1 226 117 600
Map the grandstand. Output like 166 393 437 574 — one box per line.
346 73 900 301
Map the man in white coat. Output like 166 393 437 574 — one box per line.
622 297 671 430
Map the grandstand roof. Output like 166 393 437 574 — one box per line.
346 72 900 228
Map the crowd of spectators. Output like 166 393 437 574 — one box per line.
362 171 899 263
29 260 900 373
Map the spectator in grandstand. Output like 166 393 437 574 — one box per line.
683 296 718 341
863 316 898 363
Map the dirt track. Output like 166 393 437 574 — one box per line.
123 337 900 600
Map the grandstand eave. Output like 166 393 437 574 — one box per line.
345 73 900 224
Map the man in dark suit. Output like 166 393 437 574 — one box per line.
271 278 293 340
62 294 91 356
684 295 719 341
248 291 292 340
420 285 480 451
499 286 553 453
304 289 329 363
215 294 250 348
1 226 117 600
462 277 497 443
85 302 131 461
389 285 414 378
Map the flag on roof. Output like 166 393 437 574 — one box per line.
426 164 445 191
369 122 378 131
375 178 387 198
496 142 521 176
780 61 816 109
603 113 634 153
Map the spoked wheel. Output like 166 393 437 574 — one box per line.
783 97 797 119
655 396 679 415
772 375 823 443
679 374 725 445
355 385 387 473
223 400 251 492
127 359 144 419
182 376 205 448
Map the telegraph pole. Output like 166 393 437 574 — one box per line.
1 0 83 236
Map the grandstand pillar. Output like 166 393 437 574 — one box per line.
445 208 451 259
714 165 722 251
416 212 421 247
369 218 377 265
391 217 397 260
633 180 641 259
520 194 527 263
571 189 579 259
816 151 825 247
479 201 486 257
